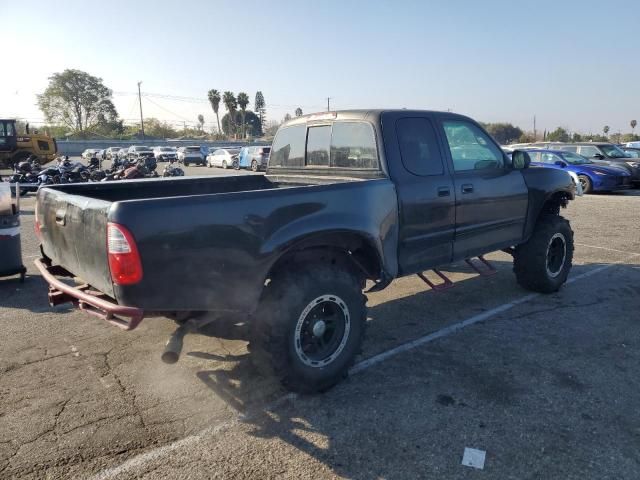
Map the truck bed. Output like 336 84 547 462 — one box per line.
37 174 397 314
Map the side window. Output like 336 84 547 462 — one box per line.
442 121 504 171
528 151 540 162
540 153 557 164
330 122 378 169
270 125 306 167
396 117 444 176
306 126 331 167
38 140 50 151
578 146 599 158
558 145 578 153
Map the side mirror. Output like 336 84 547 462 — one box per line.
593 153 604 159
554 160 567 168
511 150 531 170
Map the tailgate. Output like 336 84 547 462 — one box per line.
37 188 115 297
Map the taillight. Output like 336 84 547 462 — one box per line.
107 223 143 285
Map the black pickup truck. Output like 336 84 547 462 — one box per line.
35 110 575 392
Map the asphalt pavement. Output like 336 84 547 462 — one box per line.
1 167 639 479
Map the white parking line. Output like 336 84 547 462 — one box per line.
91 252 640 480
576 243 639 255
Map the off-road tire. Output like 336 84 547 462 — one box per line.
513 214 574 293
12 151 30 164
250 265 367 393
578 175 592 194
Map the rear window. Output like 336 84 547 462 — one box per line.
270 122 378 169
186 146 200 152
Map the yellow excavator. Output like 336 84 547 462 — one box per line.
0 119 58 168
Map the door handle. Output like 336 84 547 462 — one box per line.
461 184 474 194
437 186 450 197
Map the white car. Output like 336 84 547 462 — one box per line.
153 146 177 162
206 148 241 169
81 148 102 160
177 146 205 166
104 147 121 160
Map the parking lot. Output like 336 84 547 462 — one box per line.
1 165 639 479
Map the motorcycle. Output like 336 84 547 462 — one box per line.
162 157 185 177
102 159 147 181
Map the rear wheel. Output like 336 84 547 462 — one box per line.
12 151 30 164
513 215 574 293
578 175 592 194
184 161 189 167
233 160 239 170
250 265 366 393
251 160 258 172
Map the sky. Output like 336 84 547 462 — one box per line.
2 0 639 135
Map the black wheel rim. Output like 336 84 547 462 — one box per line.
546 233 567 278
294 295 350 368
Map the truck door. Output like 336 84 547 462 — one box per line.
382 112 456 275
437 117 529 261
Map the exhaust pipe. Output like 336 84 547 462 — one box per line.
161 315 217 364
161 325 188 364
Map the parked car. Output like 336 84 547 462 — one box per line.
116 147 129 161
177 146 205 166
620 147 640 158
105 147 121 160
153 146 177 162
553 143 640 186
35 109 576 393
127 145 154 161
206 148 240 169
526 149 631 193
81 148 102 160
238 146 271 171
625 141 640 148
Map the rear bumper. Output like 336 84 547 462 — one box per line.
34 258 144 330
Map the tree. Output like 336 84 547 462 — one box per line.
547 127 570 142
142 118 178 138
603 125 610 137
37 69 118 136
197 114 204 131
571 132 583 142
295 107 303 117
254 91 266 129
237 92 250 139
481 122 523 145
221 111 262 137
223 91 237 138
631 120 637 134
207 89 222 134
284 113 292 122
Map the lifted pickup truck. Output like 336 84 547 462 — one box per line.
35 110 575 392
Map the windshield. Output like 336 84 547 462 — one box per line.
561 152 592 165
600 144 629 158
159 147 173 151
135 146 151 151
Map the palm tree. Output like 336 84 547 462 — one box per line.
207 89 222 134
295 107 303 117
603 125 610 138
197 114 204 132
254 91 265 128
223 91 237 138
237 92 249 139
631 120 637 136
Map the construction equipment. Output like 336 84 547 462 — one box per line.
0 119 57 168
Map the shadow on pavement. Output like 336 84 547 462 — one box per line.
181 258 639 479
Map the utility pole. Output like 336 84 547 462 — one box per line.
533 115 537 141
327 97 331 112
137 81 145 141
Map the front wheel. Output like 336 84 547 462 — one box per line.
250 265 366 393
222 160 228 169
578 175 592 194
233 160 239 170
513 215 574 293
251 160 258 172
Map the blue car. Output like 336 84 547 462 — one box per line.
525 149 631 194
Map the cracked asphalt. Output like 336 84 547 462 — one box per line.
1 166 639 479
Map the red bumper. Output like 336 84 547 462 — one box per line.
34 258 145 330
